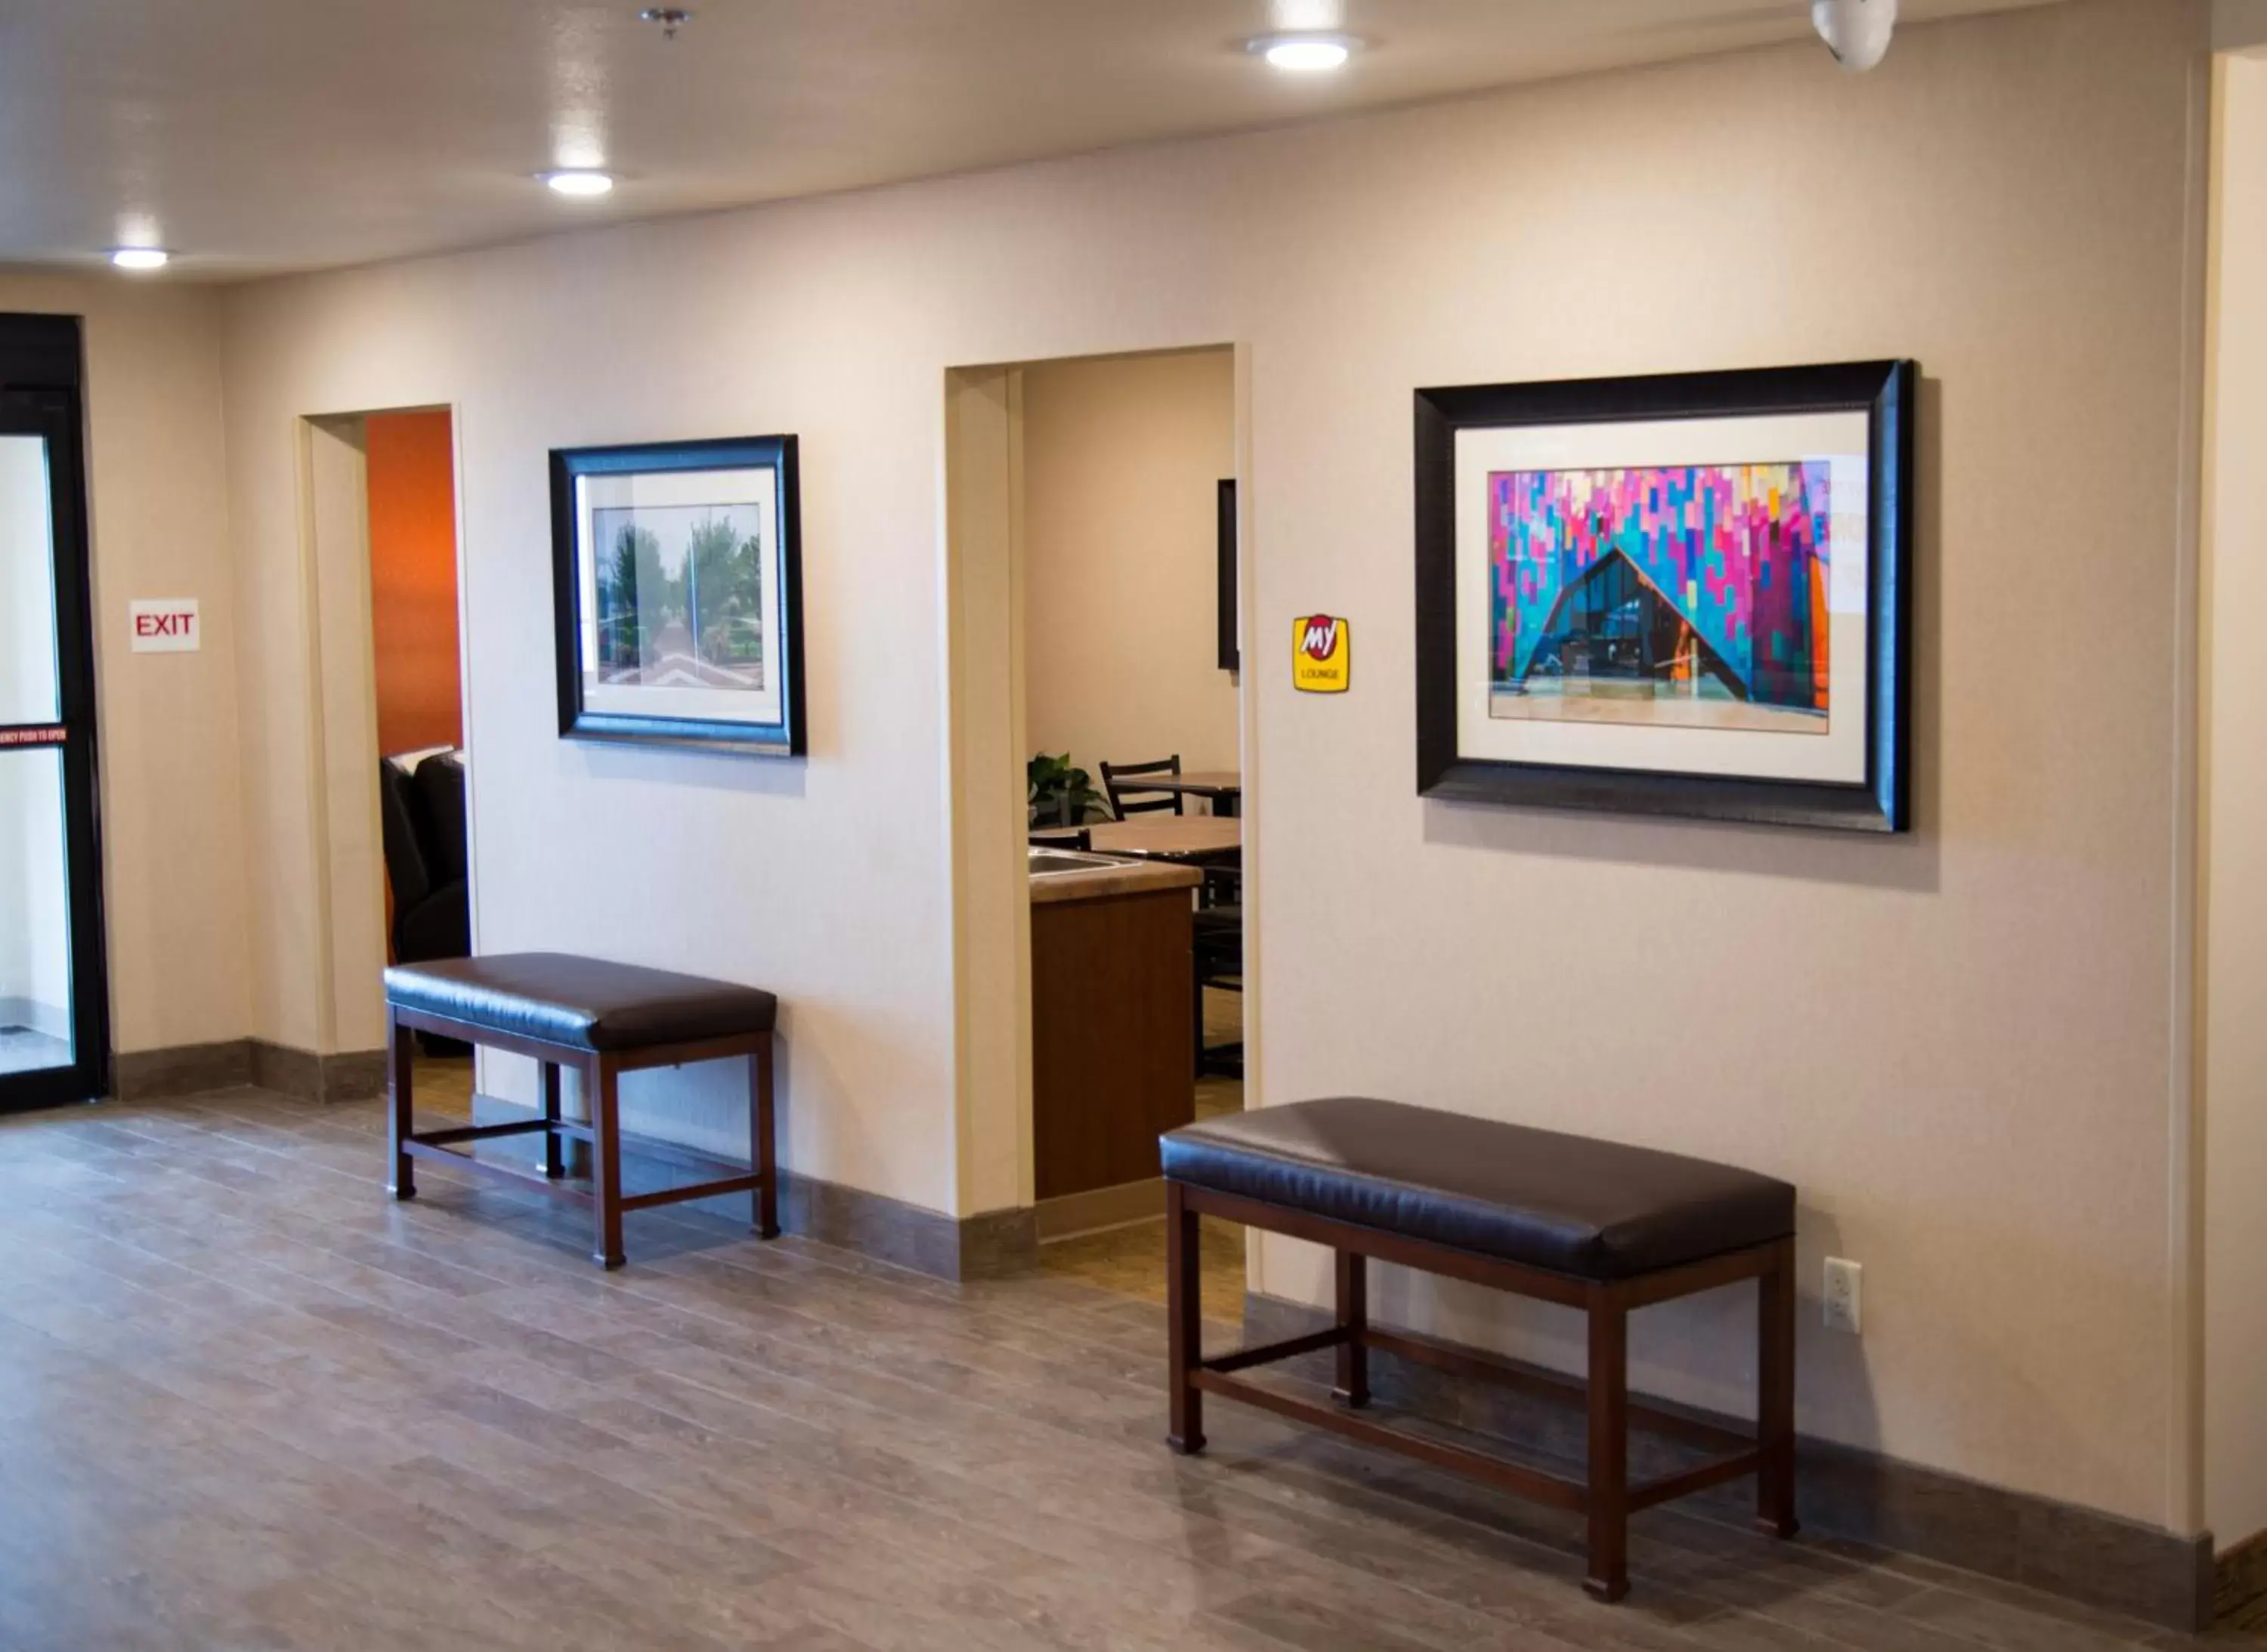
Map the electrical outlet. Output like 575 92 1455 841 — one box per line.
1823 1257 1863 1334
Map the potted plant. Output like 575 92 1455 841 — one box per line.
1028 753 1106 827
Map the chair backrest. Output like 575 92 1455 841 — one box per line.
1101 756 1183 818
377 760 431 911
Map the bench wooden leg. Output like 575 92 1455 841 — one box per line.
540 1061 565 1180
1585 1285 1630 1604
591 1054 624 1270
1166 1180 1205 1455
1335 1249 1370 1409
386 1013 416 1200
750 1037 779 1240
1757 1235 1800 1539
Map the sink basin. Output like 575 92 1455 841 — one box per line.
1028 848 1129 877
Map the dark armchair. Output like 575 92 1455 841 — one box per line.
379 752 469 966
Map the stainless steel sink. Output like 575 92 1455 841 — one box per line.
1028 848 1129 878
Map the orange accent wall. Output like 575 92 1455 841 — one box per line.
365 410 462 756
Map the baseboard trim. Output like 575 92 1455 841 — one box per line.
784 1173 1036 1281
110 1040 255 1100
249 1041 387 1104
2218 1525 2267 1623
465 1092 1036 1282
1243 1293 2210 1632
1036 1177 1164 1242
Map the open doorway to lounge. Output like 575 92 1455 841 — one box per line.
300 407 469 1106
945 344 1250 1304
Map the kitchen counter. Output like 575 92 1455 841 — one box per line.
1028 852 1199 1202
1028 856 1202 905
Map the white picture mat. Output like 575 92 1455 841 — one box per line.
577 465 784 726
1453 410 1871 784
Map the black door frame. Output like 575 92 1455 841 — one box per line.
0 314 110 1111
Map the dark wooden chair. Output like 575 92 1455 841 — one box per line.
1101 756 1184 818
1161 1098 1798 1604
1031 828 1093 851
1192 865 1241 1078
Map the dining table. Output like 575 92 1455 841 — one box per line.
1040 816 1242 865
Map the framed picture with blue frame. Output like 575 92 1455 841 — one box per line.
549 435 806 756
1414 360 1914 832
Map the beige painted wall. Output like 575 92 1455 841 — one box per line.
0 276 251 1056
1022 348 1238 790
213 0 2209 1526
2204 48 2267 1551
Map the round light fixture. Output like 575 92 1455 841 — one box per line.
541 169 617 198
1248 32 1356 71
109 247 170 271
1811 0 1897 73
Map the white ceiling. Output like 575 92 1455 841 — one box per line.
0 0 2060 280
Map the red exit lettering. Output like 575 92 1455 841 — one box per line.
135 611 190 636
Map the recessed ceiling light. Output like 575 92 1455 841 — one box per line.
541 170 616 198
109 247 170 271
1248 32 1356 71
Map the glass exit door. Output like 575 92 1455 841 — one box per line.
0 371 108 1112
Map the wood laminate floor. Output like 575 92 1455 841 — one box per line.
1 1084 2256 1650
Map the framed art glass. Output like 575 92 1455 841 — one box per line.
550 435 806 756
1415 360 1913 831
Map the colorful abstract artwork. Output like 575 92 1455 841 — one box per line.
1487 462 1831 735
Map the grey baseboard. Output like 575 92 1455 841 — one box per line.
107 1038 385 1104
111 1039 255 1100
784 1172 1037 1282
1244 1292 2210 1633
250 1041 386 1103
464 1092 1036 1282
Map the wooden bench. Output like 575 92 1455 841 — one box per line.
383 953 780 1269
1159 1097 1798 1603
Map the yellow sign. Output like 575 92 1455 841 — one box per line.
1291 614 1350 694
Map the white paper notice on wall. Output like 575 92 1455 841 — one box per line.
128 599 199 653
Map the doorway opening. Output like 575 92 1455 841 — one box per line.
300 407 469 1108
944 344 1251 1303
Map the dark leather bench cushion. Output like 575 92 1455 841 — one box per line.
1161 1097 1793 1281
384 952 777 1051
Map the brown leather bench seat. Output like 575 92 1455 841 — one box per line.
1159 1096 1793 1279
1158 1096 1798 1605
382 952 781 1269
383 953 778 1051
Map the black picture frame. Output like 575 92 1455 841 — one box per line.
1217 478 1239 673
1415 360 1914 834
550 435 806 757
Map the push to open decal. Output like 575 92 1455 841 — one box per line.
1291 614 1350 694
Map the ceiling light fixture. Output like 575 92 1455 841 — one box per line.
1811 0 1897 72
638 7 692 39
541 169 617 197
108 247 170 271
1248 32 1356 72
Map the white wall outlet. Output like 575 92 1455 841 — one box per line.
1823 1257 1863 1334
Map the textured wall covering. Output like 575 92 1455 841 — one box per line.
214 0 2209 1531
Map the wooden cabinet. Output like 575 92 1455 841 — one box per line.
1031 883 1195 1201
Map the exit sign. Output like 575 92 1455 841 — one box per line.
129 599 199 653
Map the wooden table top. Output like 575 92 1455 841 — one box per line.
1127 769 1241 796
1076 817 1242 860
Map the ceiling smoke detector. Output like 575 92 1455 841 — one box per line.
1811 0 1897 73
639 7 692 39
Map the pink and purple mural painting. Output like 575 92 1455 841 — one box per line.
1488 462 1832 733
